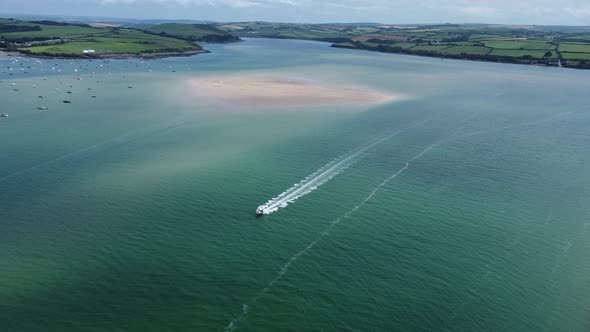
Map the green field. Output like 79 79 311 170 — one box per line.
489 49 551 58
410 44 451 52
217 22 350 41
558 43 590 53
0 23 100 39
561 52 590 60
141 23 238 43
22 29 198 55
483 40 554 50
442 46 491 55
143 23 224 37
388 42 416 49
452 41 485 46
468 34 503 40
359 41 380 48
0 19 200 56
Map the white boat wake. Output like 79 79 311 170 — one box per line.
256 148 366 215
227 138 446 331
227 112 574 331
256 131 407 215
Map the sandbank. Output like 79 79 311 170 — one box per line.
188 75 399 107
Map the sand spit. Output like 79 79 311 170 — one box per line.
188 75 399 107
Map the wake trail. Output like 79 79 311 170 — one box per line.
256 122 428 215
226 137 448 331
0 118 187 183
256 143 371 215
225 112 573 331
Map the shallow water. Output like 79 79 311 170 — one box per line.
1 39 589 332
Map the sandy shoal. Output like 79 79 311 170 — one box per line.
188 75 399 107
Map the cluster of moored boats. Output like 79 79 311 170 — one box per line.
1 56 188 119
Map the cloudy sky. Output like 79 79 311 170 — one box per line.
1 0 590 25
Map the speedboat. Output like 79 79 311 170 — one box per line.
256 207 265 215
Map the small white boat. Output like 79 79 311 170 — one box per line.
1 113 8 117
256 207 265 215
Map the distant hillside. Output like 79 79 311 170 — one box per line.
0 18 203 58
3 14 215 27
2 17 590 68
142 23 240 43
217 22 590 69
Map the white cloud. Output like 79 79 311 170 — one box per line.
100 0 137 4
19 0 589 24
458 6 497 17
98 0 299 7
564 6 590 19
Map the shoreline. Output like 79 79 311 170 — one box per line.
0 50 22 57
331 43 588 71
0 49 209 60
3 37 588 71
240 36 590 71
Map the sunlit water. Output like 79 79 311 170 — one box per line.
1 39 589 331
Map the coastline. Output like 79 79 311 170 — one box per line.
2 36 588 70
0 50 22 57
331 43 588 70
0 49 209 60
237 36 590 71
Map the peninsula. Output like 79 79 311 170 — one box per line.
0 18 239 58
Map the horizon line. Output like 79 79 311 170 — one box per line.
1 12 590 28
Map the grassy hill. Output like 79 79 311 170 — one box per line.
217 22 590 69
2 17 589 68
0 18 202 57
142 23 240 43
216 22 350 42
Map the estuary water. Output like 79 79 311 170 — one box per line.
1 39 589 331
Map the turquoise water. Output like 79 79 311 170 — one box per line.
1 39 589 331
